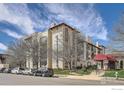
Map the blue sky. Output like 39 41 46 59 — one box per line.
0 3 123 53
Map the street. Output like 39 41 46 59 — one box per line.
0 73 124 85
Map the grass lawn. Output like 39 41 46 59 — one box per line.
76 68 92 75
103 70 124 78
53 69 70 75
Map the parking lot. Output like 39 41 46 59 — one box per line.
0 73 124 85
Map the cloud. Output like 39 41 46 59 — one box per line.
0 4 108 41
1 29 23 39
0 4 35 35
0 42 8 50
43 4 108 40
0 3 108 49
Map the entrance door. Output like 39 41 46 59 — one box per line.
120 60 123 69
108 61 115 69
97 62 102 69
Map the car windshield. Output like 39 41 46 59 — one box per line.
13 67 19 70
20 68 24 70
39 67 47 70
26 69 31 71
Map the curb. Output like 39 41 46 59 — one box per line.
56 75 101 81
55 74 124 82
102 77 124 81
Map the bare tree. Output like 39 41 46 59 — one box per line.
6 39 27 68
6 32 47 69
25 33 39 69
24 33 47 69
76 34 85 64
109 12 124 52
53 31 85 70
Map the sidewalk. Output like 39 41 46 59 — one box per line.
60 75 102 81
54 70 124 82
55 74 124 83
55 71 104 81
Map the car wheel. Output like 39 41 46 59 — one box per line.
49 75 52 77
33 73 36 76
42 73 45 77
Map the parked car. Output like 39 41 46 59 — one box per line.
7 68 13 73
33 67 54 77
0 68 6 73
3 68 9 73
11 67 25 74
22 68 33 75
2 68 13 73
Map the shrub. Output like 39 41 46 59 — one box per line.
103 70 124 78
76 66 82 69
76 67 92 75
53 69 70 75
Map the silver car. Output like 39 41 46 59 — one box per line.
22 68 33 75
11 67 25 74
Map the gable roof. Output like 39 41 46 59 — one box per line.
49 23 80 33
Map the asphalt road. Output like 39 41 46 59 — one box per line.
0 73 124 85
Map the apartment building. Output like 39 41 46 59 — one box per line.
0 54 9 68
25 31 48 69
25 23 104 69
112 51 124 69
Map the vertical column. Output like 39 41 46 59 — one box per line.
0 58 1 63
116 60 119 69
26 56 29 68
123 60 124 69
26 55 33 69
47 30 52 69
83 42 87 66
38 38 41 69
118 60 120 69
89 45 92 65
103 60 108 70
38 60 40 68
37 34 41 69
89 45 92 60
30 57 33 69
96 42 99 54
74 32 78 69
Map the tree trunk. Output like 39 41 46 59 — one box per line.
68 62 72 70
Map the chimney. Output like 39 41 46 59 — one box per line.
50 22 57 28
96 41 99 47
85 35 92 43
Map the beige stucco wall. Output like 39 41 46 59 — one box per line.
47 30 52 69
26 31 48 69
50 24 78 69
25 23 104 70
0 64 9 68
51 26 64 69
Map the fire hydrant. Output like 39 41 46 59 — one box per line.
115 72 118 80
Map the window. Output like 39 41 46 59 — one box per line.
65 28 68 42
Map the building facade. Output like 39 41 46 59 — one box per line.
0 54 9 68
25 23 104 69
112 51 124 69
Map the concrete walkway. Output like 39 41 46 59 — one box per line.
58 70 105 81
58 71 124 83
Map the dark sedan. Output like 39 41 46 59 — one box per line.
33 67 54 77
0 68 6 73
